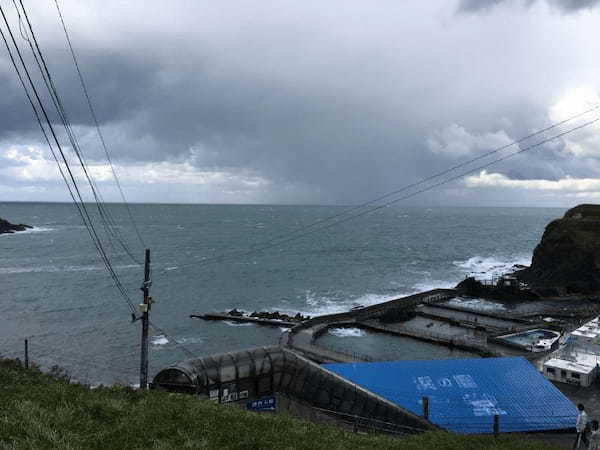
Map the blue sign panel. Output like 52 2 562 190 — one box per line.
323 357 577 434
247 396 276 412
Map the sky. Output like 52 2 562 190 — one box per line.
1 0 600 206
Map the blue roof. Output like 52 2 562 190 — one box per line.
323 357 577 434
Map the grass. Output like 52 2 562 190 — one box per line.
0 359 560 449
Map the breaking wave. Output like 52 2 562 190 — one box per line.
223 321 253 327
175 337 203 345
411 280 456 292
290 290 396 317
328 327 365 338
0 263 138 275
454 255 531 281
151 335 169 346
447 297 507 312
0 226 54 237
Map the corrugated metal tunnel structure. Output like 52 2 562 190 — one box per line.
151 346 435 434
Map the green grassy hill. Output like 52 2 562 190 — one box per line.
0 359 559 449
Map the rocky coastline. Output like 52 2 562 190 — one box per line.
0 217 32 234
456 204 600 299
514 204 600 295
227 308 310 323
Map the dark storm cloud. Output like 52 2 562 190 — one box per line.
458 0 600 13
458 0 507 12
1 0 599 204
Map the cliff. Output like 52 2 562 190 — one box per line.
516 204 600 294
0 217 31 234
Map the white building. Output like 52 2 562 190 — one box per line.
542 316 600 387
571 317 600 353
543 352 599 387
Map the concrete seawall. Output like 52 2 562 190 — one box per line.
282 289 458 362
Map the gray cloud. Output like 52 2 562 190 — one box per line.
0 1 599 205
458 0 507 12
458 0 600 13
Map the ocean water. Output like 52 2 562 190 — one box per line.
0 202 561 384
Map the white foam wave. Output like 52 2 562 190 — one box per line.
454 255 531 281
0 226 53 237
175 337 203 344
0 263 138 275
292 290 396 317
164 266 178 271
411 280 455 293
151 335 169 346
447 297 507 312
328 327 365 338
223 321 253 327
27 226 54 233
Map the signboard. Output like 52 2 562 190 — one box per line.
247 396 276 412
208 387 248 404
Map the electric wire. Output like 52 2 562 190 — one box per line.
216 104 600 258
15 0 142 266
148 320 196 359
5 3 599 386
10 0 134 262
16 0 138 263
163 116 599 274
0 5 136 314
52 0 146 250
13 0 141 268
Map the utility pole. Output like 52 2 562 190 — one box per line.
139 248 151 389
24 339 29 369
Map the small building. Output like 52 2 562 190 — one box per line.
497 275 519 288
571 317 600 353
543 353 599 387
541 316 600 387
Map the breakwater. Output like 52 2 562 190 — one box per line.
282 289 458 362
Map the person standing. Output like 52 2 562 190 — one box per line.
589 420 600 450
574 403 589 449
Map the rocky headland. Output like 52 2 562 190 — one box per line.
515 204 600 295
0 217 31 234
455 276 539 301
456 204 600 298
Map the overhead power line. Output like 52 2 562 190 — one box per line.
163 113 599 274
13 0 142 266
52 0 146 250
0 3 136 314
236 104 600 256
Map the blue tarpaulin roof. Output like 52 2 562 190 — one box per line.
323 357 577 434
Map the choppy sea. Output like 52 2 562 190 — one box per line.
0 202 562 384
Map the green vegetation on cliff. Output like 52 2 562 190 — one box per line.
0 359 558 449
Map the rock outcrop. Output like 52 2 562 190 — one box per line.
0 217 32 234
226 309 311 322
516 204 600 294
455 276 539 301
